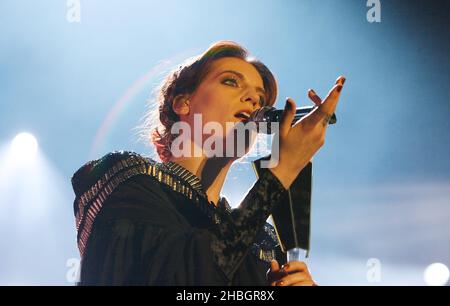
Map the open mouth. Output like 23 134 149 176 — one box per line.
234 111 251 122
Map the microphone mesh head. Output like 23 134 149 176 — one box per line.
249 106 276 134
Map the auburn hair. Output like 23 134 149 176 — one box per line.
149 40 278 161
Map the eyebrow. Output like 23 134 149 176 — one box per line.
217 70 266 96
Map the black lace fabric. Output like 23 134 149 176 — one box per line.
210 169 288 280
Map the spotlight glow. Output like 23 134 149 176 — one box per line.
10 132 38 160
424 263 450 286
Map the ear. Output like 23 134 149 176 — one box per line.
172 94 190 116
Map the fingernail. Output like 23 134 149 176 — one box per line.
276 281 284 286
308 89 316 94
285 99 292 109
337 85 342 93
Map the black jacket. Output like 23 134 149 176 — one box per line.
71 151 289 285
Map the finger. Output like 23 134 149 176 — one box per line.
320 82 343 115
276 271 312 286
279 98 296 138
268 271 289 286
267 260 279 282
308 89 322 106
270 260 280 272
267 260 286 285
335 75 346 86
308 78 345 127
308 74 344 107
267 271 287 286
292 280 316 286
281 261 308 274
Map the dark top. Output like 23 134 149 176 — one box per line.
71 151 289 286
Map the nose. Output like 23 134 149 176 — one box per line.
240 90 260 109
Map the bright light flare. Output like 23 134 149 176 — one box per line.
10 132 38 161
424 263 450 286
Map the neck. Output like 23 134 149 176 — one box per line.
168 155 234 207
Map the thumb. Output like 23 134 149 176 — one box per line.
279 98 296 138
267 260 281 284
270 259 280 272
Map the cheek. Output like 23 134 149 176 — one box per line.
191 87 233 123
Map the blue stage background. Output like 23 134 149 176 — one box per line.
0 0 448 285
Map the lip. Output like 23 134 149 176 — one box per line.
234 117 250 123
234 108 253 122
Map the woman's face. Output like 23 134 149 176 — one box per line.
183 57 268 158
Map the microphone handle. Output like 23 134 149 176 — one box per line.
270 106 337 125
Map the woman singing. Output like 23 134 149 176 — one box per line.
71 40 345 286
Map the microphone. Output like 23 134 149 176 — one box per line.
250 106 338 262
249 105 337 134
